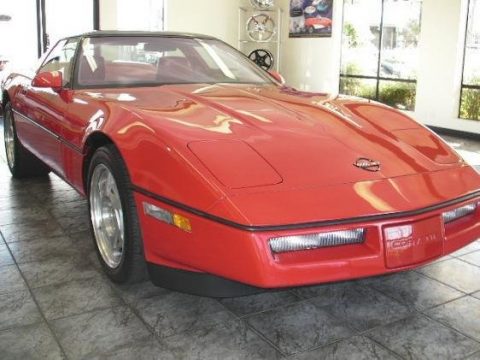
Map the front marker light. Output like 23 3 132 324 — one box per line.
442 203 477 224
173 214 192 233
144 203 173 224
269 228 365 254
143 202 192 232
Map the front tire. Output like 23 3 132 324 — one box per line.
3 102 50 178
87 144 147 283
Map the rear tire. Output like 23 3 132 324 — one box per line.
3 102 50 178
87 144 147 284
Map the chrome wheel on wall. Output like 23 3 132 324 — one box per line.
87 144 147 283
3 102 50 178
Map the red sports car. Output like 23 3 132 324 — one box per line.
304 16 332 33
3 31 480 296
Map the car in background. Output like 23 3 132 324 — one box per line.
0 54 9 108
3 31 480 297
305 16 332 33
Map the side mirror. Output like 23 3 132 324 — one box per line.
32 71 63 90
268 70 286 85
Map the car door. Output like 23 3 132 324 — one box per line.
15 38 79 177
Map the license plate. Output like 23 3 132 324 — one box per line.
384 216 444 269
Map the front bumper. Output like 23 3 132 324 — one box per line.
135 190 480 294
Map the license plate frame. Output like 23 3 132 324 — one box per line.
384 216 444 269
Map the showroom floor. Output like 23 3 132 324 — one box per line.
1 119 480 360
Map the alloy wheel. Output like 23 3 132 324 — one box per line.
89 164 125 269
4 109 15 169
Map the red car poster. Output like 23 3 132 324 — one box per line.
289 0 333 38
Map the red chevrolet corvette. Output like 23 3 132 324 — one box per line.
3 31 480 296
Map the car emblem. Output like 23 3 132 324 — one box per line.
354 158 381 172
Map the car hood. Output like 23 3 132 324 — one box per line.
79 84 473 225
94 83 462 187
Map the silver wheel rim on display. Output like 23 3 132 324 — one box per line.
246 14 276 42
249 0 274 10
4 109 15 169
90 164 125 269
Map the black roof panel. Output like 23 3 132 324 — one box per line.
71 30 216 40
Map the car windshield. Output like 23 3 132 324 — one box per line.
76 36 273 88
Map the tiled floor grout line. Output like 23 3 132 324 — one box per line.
355 282 480 349
107 282 172 341
359 311 480 359
366 336 406 360
276 293 409 360
106 282 294 358
359 277 480 347
413 266 474 292
413 269 473 293
456 256 480 269
288 281 434 358
297 279 480 359
0 230 69 360
466 350 480 359
452 248 480 258
218 288 405 359
243 321 290 358
216 297 291 357
36 219 160 346
296 295 398 358
364 274 469 311
232 295 303 320
420 311 480 347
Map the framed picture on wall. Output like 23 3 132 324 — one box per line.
289 0 333 38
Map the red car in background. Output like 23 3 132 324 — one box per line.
304 16 332 34
3 32 480 296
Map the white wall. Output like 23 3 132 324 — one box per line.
278 0 343 93
165 0 240 46
413 0 479 133
100 0 164 31
101 0 240 46
100 0 117 29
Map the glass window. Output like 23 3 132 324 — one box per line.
76 36 273 88
38 38 79 86
340 0 422 111
460 0 480 120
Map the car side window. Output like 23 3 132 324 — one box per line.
38 38 79 87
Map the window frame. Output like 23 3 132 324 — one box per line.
339 0 422 110
459 0 480 120
37 37 80 87
71 35 275 90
